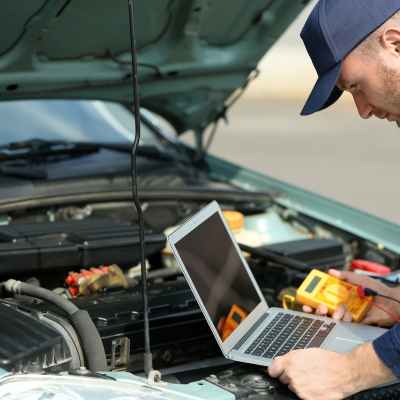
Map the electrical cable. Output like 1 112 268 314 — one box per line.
107 48 163 78
364 288 400 306
127 0 153 377
357 286 400 323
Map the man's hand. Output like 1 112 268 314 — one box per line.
302 269 400 326
268 342 396 400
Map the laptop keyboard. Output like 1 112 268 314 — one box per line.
244 312 336 359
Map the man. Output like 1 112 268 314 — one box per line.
268 0 400 399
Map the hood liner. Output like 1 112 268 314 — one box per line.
0 0 310 134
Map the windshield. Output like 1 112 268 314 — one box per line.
0 100 162 148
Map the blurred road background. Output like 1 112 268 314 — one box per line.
182 0 400 225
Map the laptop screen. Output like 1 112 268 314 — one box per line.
174 211 262 341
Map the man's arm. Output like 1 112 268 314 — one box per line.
268 269 400 399
268 341 396 400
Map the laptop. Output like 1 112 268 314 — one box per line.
167 201 387 366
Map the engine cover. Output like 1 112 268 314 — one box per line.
0 219 166 274
69 280 220 372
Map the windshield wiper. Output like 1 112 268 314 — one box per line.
0 139 100 162
0 139 179 163
77 141 189 162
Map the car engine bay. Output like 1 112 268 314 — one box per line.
0 197 397 380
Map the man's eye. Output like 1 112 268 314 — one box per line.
350 84 357 90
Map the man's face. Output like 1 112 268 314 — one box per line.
336 49 400 127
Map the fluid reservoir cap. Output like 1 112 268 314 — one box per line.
235 201 273 215
223 211 244 230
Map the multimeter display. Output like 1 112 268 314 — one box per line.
296 270 373 323
305 276 321 293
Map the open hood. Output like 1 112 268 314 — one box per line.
0 0 309 134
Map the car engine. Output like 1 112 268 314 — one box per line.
0 196 394 377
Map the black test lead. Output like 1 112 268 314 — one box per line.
127 0 160 381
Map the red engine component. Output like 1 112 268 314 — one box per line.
66 267 109 296
350 259 391 275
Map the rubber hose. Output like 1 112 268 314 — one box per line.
70 310 108 371
7 280 78 316
5 279 107 371
288 214 317 236
281 210 317 237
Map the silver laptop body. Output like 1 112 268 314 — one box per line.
167 201 388 366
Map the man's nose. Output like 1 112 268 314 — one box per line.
352 92 375 119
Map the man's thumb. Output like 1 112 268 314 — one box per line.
328 269 370 286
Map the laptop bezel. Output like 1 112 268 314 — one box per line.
167 200 269 356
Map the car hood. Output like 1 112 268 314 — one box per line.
0 0 309 134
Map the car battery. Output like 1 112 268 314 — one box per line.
260 238 350 272
68 279 219 372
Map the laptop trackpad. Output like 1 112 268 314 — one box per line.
328 338 363 353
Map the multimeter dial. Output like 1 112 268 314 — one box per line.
323 284 348 303
314 276 364 313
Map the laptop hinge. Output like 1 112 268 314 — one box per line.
233 312 270 351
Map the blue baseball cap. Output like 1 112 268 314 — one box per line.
300 0 400 116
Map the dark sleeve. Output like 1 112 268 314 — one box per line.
373 324 400 379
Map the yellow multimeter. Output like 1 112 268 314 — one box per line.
296 270 373 323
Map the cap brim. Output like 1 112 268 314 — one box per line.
301 61 344 116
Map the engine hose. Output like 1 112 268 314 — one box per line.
4 279 108 372
281 210 317 237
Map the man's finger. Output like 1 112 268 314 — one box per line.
330 305 353 321
343 311 353 322
315 304 329 316
302 305 315 313
331 305 345 320
279 370 290 385
268 358 284 378
329 269 373 287
329 269 352 281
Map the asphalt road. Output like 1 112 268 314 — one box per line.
183 99 400 225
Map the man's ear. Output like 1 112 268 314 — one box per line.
381 27 400 57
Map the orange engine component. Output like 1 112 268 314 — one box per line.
65 267 109 296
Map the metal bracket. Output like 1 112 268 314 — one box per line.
110 337 130 369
